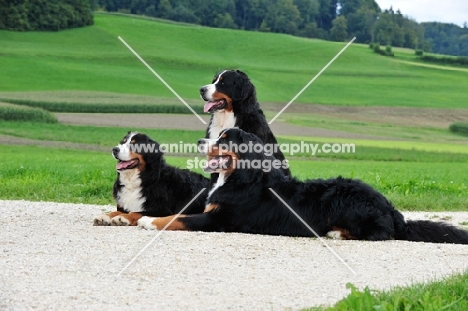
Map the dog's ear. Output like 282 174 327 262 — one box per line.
141 136 163 166
233 70 254 102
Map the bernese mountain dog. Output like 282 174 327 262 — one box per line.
138 128 468 245
200 69 291 177
93 131 209 226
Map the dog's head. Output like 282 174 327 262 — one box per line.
198 128 269 180
199 70 255 113
112 132 163 174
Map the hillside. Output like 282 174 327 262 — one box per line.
0 13 467 108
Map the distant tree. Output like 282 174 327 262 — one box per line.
157 0 172 19
330 15 348 41
261 0 301 34
294 0 320 29
170 5 200 24
346 5 378 42
0 0 93 31
338 0 360 16
422 22 468 56
234 0 268 30
316 0 336 30
213 13 238 29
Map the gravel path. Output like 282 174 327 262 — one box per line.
2 200 468 310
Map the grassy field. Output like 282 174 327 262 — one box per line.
1 13 468 108
1 137 466 210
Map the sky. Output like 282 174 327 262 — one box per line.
374 0 468 27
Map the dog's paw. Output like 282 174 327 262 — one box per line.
138 216 158 230
326 231 343 240
111 215 132 226
93 214 112 226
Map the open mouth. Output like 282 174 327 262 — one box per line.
203 155 232 173
116 159 139 171
203 99 227 113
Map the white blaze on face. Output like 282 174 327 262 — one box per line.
201 70 228 101
114 132 138 161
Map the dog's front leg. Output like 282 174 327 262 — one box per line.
138 213 218 232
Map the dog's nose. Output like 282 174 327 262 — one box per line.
197 139 205 146
199 86 207 95
112 147 120 156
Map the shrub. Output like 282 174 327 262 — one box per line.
415 49 424 56
419 55 468 66
0 103 57 123
372 43 394 57
449 122 468 136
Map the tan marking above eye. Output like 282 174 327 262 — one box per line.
131 140 136 144
221 133 227 139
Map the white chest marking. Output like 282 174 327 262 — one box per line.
208 173 226 198
116 169 146 213
209 112 236 139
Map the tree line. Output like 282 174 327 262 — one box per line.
0 0 93 31
94 0 468 56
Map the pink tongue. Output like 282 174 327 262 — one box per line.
204 101 218 113
207 158 219 168
116 160 132 170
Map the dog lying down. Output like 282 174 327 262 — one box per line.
93 132 209 226
138 128 468 245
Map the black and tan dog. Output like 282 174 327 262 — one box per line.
93 132 209 226
138 128 468 245
200 69 290 177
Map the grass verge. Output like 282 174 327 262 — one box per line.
306 270 468 311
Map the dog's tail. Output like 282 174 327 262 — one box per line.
395 220 468 244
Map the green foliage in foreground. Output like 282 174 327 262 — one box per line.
0 145 466 211
0 103 57 123
307 271 468 311
449 122 468 136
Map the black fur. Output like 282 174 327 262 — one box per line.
176 128 468 244
113 132 209 216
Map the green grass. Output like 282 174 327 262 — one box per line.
1 144 466 210
307 271 468 311
1 121 466 163
0 91 204 113
1 13 467 108
0 121 204 147
281 114 468 144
